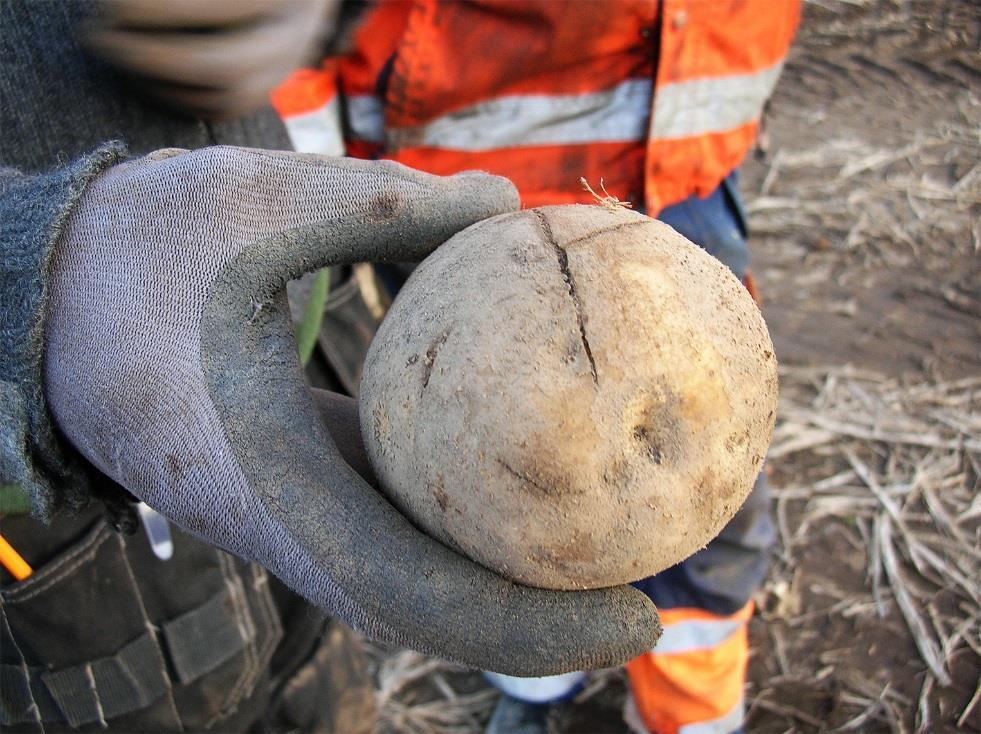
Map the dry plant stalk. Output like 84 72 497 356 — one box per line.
365 644 499 734
756 365 980 731
745 118 981 262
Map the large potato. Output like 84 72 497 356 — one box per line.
359 205 777 590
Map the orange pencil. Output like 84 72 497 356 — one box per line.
0 533 32 581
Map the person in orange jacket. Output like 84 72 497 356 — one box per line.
274 2 800 733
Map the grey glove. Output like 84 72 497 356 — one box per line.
43 146 661 675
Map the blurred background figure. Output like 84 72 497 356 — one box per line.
272 2 799 733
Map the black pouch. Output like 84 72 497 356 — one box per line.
1 507 283 732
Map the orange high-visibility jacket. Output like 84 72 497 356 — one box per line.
273 0 800 215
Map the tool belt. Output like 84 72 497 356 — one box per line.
0 502 286 732
0 502 375 733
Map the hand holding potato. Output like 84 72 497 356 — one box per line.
43 147 661 675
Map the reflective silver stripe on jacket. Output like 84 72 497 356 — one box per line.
282 98 345 156
650 62 784 140
345 80 651 150
346 62 783 151
384 78 652 151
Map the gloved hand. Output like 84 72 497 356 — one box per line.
82 0 337 119
43 147 661 675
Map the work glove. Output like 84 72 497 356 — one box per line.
82 0 337 119
43 147 661 675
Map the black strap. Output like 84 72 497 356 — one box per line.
40 633 169 728
1 660 59 725
162 585 251 684
1 586 253 727
0 632 167 728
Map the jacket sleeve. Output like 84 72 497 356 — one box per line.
1 143 125 520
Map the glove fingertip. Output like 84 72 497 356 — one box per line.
446 170 521 216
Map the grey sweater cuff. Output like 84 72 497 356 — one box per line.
1 143 126 520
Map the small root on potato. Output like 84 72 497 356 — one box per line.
580 177 633 211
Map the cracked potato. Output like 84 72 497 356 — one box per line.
359 205 777 590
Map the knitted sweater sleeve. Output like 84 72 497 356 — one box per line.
1 143 125 520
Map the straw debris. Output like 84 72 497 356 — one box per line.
752 366 980 731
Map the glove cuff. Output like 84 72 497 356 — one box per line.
0 143 126 520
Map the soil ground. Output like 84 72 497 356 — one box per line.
366 1 980 732
748 0 979 383
743 1 979 730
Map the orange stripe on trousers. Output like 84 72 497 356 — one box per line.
625 603 753 734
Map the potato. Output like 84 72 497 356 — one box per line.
359 205 777 590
